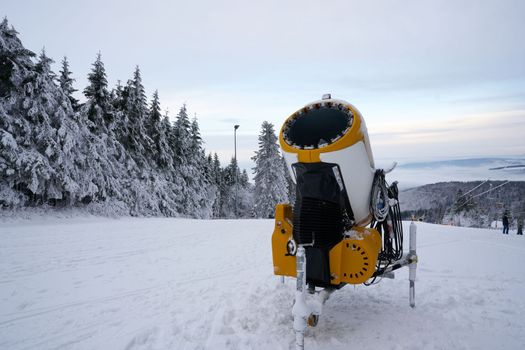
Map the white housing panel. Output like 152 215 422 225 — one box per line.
282 151 298 183
320 141 375 225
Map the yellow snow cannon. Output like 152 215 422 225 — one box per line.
272 94 383 286
272 94 419 348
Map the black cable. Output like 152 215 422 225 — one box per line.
370 170 389 222
364 175 404 285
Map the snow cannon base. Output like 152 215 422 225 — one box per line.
272 208 381 285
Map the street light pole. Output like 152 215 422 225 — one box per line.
234 124 240 217
234 125 239 162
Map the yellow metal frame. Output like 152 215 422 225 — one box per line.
329 226 381 284
271 205 381 285
271 204 296 277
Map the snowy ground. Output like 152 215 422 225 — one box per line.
1 218 525 350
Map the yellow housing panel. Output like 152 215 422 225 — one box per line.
329 227 381 285
271 204 296 277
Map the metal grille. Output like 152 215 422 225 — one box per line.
293 197 343 249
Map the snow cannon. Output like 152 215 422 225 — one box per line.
271 94 418 349
273 95 380 285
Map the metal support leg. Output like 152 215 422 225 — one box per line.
409 222 417 308
292 246 308 350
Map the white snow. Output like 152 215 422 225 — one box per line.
1 218 525 349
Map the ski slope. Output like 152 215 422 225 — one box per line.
1 217 524 349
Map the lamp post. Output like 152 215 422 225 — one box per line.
234 125 239 162
234 124 240 217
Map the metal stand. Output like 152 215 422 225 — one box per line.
292 246 308 350
371 222 418 308
409 222 417 308
290 226 418 349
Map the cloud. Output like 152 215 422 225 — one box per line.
219 118 241 124
370 109 525 159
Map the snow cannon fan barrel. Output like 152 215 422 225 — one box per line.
272 95 383 287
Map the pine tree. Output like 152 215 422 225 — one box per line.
84 52 108 105
190 115 202 151
0 20 40 205
170 111 213 218
111 79 128 144
191 116 215 218
240 169 249 187
83 52 111 130
221 157 241 217
217 157 253 218
80 53 129 205
0 26 86 207
252 121 288 218
453 189 476 213
120 66 153 165
58 56 79 110
158 110 174 169
211 153 223 218
172 104 191 166
31 49 65 201
147 90 161 158
0 18 35 98
168 105 193 215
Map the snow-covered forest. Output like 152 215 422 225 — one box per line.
0 18 291 218
400 181 525 228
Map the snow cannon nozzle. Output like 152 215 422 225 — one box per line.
281 100 354 150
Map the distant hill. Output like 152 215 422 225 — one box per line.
391 157 525 189
399 181 525 227
399 157 525 169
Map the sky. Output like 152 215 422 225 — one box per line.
3 0 525 173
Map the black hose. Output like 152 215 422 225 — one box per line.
365 175 404 285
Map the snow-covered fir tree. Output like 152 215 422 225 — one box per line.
147 90 167 167
159 111 174 166
0 21 46 206
252 121 288 218
121 66 153 166
83 52 112 130
442 188 485 227
58 56 79 110
188 115 215 218
220 157 254 218
0 20 90 207
211 153 224 218
79 53 118 203
0 24 32 204
32 50 87 204
169 107 212 217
